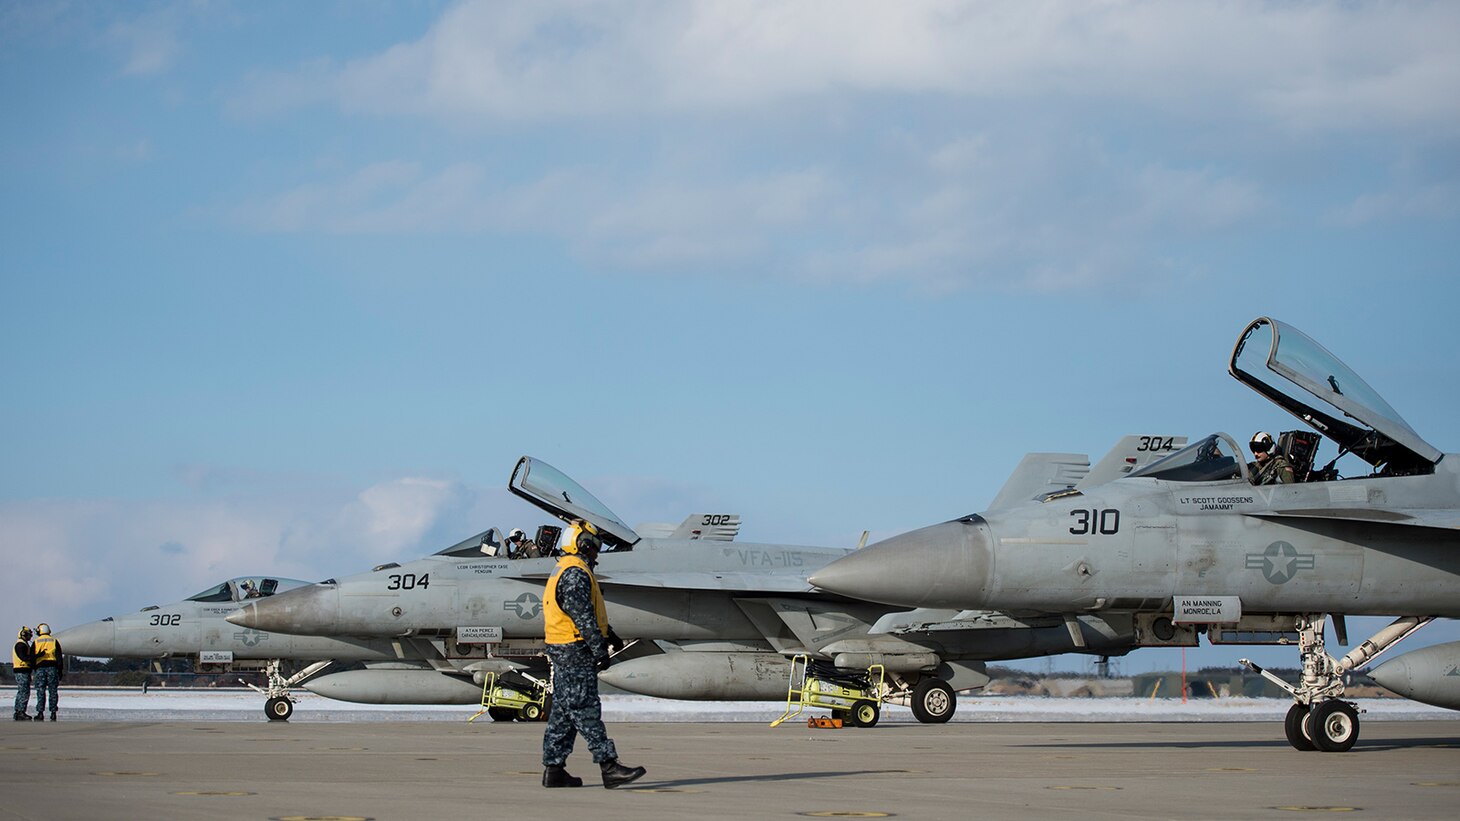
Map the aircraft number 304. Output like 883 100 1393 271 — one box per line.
1137 436 1178 452
387 573 430 590
149 613 182 626
1069 509 1120 535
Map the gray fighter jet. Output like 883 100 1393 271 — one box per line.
811 317 1460 751
229 446 1180 725
55 576 442 720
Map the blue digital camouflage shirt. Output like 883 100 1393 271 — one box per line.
555 565 609 660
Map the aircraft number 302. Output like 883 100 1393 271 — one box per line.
1137 436 1177 452
149 613 182 626
701 515 734 526
387 573 430 590
1069 509 1120 535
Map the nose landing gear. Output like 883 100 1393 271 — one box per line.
1243 614 1431 752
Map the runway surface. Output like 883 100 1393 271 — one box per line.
1 708 1456 820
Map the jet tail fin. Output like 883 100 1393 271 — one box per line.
1077 435 1188 489
987 453 1090 511
634 514 742 541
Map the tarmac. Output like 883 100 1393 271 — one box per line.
1 717 1458 820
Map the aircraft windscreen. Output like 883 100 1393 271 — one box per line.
187 577 310 603
518 460 634 533
1127 434 1246 483
185 581 233 603
435 528 500 558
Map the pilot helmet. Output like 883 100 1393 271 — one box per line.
1250 431 1274 453
509 528 526 542
18 625 31 641
35 623 50 636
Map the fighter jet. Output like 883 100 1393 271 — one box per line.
228 447 1180 725
55 576 452 720
811 317 1460 751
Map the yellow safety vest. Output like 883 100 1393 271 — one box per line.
543 555 609 645
11 642 32 671
33 635 59 665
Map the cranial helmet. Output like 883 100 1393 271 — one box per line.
509 528 526 541
35 623 50 636
561 520 602 556
18 626 31 640
1251 431 1274 452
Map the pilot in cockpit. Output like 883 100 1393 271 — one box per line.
240 579 262 599
1249 432 1295 485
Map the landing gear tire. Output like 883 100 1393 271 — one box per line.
1283 703 1315 752
520 703 543 722
487 707 516 722
910 678 956 724
849 700 880 728
265 696 293 721
1306 700 1359 753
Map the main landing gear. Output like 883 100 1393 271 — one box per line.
1242 614 1431 752
245 659 335 721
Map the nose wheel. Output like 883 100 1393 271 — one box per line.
1243 614 1427 752
1305 700 1360 752
265 696 294 721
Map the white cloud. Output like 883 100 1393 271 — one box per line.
0 475 511 642
106 14 181 77
1326 183 1460 227
232 1 1460 133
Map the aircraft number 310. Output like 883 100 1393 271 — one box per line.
1069 509 1120 535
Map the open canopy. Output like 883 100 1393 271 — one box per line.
509 456 640 549
1229 317 1440 474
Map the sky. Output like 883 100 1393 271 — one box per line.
2 0 1459 676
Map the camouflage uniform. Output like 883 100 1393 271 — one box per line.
542 566 617 766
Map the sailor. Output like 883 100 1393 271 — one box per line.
12 626 34 721
540 519 645 789
30 623 62 721
1250 432 1295 485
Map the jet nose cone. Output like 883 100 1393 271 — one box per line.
811 518 993 608
55 620 117 658
226 585 340 635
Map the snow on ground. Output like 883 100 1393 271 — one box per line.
8 688 1455 723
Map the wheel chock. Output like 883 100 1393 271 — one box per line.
807 716 843 729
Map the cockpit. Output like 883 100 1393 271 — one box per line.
1230 317 1439 477
185 577 308 603
1131 318 1443 486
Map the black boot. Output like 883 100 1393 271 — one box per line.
34 713 44 721
542 765 583 788
13 711 31 721
600 758 646 789
48 712 56 722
